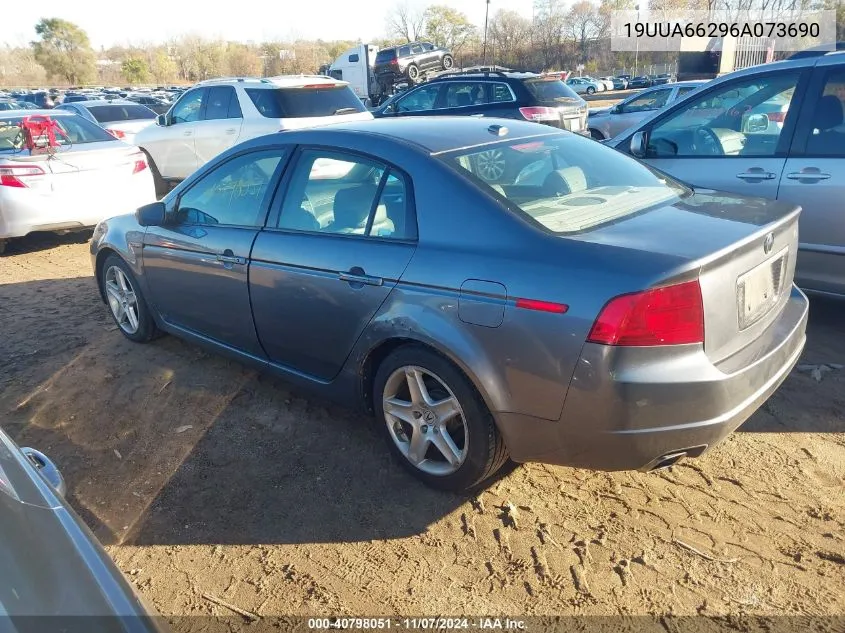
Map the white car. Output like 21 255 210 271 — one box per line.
598 76 617 91
0 110 155 253
135 75 375 196
54 99 157 145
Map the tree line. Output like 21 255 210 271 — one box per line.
1 0 842 88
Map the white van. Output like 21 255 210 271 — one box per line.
328 44 379 105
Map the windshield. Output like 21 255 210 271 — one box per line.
525 78 581 102
439 134 689 234
86 104 156 123
0 115 117 152
245 86 366 118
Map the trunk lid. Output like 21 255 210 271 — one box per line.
567 190 800 364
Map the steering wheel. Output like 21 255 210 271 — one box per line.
692 126 723 156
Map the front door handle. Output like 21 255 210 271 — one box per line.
736 169 776 181
338 269 383 287
217 249 246 265
786 169 830 181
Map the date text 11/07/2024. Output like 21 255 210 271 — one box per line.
307 618 527 630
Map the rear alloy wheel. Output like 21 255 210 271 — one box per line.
102 255 158 343
374 347 508 492
474 149 507 182
406 64 420 82
586 86 596 95
442 55 454 70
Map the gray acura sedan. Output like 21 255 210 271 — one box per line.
91 117 808 492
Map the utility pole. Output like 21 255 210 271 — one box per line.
482 0 491 66
634 4 640 75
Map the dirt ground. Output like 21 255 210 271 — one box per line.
1 232 843 628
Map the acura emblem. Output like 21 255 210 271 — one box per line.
763 233 774 254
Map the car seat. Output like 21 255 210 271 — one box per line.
542 166 588 196
806 94 845 155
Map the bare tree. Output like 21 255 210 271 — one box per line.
386 2 425 43
488 10 533 68
565 1 602 64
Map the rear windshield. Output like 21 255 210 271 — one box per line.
439 134 689 235
525 78 581 103
245 86 366 118
0 115 117 152
375 49 397 63
86 104 156 123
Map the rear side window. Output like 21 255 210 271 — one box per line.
349 54 359 63
399 46 411 57
375 49 397 63
204 86 241 120
245 86 366 118
87 104 156 123
490 83 516 103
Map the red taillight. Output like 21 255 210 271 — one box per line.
390 59 399 66
519 106 559 122
516 298 568 314
587 280 704 346
131 152 148 174
0 164 46 188
106 128 126 139
301 84 334 89
767 111 786 123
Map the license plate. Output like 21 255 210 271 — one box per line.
736 248 787 329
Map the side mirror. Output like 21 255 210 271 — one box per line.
156 114 167 126
136 201 166 227
745 112 769 134
612 104 622 114
629 131 647 158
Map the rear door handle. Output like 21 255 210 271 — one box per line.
183 130 193 136
736 170 776 180
225 128 237 134
338 271 383 286
786 171 830 181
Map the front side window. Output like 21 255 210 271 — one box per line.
278 149 413 240
441 133 689 235
395 84 441 112
174 150 285 227
171 89 204 124
646 72 800 158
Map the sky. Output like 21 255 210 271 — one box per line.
3 0 536 49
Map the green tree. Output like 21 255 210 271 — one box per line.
121 57 149 83
31 18 97 85
150 49 178 84
225 43 261 76
422 5 476 55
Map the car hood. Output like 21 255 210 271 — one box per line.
564 188 800 264
0 429 163 627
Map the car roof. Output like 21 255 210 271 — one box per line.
63 99 139 107
0 108 75 117
433 71 538 82
275 116 562 155
194 75 347 89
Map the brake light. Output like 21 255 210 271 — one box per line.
587 280 704 346
106 128 126 139
0 164 46 188
519 106 559 122
390 59 399 66
300 84 335 89
767 111 786 123
516 298 568 314
130 152 148 174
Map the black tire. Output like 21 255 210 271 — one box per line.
373 345 509 493
586 86 596 95
442 55 454 70
141 149 168 199
101 254 159 343
406 64 420 82
0 239 7 255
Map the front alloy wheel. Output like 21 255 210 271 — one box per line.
105 265 140 335
383 366 469 476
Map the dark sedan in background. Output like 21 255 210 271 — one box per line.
0 427 164 632
91 117 807 493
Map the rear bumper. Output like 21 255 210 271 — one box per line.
497 285 809 471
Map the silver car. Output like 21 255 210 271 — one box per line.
566 77 602 95
611 52 845 297
588 81 706 140
91 117 807 492
56 99 157 145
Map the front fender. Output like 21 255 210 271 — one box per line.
90 213 148 301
